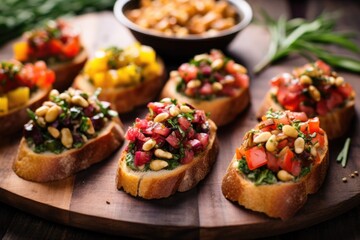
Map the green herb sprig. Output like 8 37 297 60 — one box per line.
254 11 360 74
336 137 351 168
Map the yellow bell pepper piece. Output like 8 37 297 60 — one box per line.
84 52 108 77
143 62 161 80
13 42 29 62
7 87 30 110
116 64 141 86
0 96 8 114
138 45 156 65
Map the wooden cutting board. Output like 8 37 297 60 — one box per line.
0 12 359 240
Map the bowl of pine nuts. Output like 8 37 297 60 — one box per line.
114 0 252 57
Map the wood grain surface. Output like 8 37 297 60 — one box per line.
0 0 360 239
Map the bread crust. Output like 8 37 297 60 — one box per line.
0 87 51 136
116 120 219 199
222 132 329 220
160 77 250 127
72 58 166 114
257 90 355 139
13 119 125 182
51 49 88 91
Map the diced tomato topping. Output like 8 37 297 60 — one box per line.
245 146 268 170
196 133 209 149
315 60 331 75
326 90 344 110
279 147 295 173
178 117 191 131
337 82 354 98
147 102 166 114
181 149 194 164
199 82 213 95
277 139 289 150
234 73 249 88
299 123 308 134
274 114 290 126
166 131 180 148
311 132 325 147
153 123 171 137
291 160 302 176
135 118 148 129
178 63 198 82
49 39 63 55
308 117 320 134
266 152 279 172
187 127 196 139
287 112 308 122
193 110 206 124
134 151 152 166
62 38 80 58
225 60 236 74
125 128 146 141
186 139 203 153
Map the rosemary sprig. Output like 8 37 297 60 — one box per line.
254 11 360 74
336 138 351 168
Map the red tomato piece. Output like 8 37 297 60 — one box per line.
277 139 289 150
337 83 354 98
62 38 80 58
134 151 152 166
178 63 198 82
49 39 63 55
326 90 344 110
181 149 194 164
291 160 301 177
234 73 249 88
315 60 331 75
178 117 191 131
287 111 308 122
196 133 209 149
153 123 171 137
199 82 213 95
279 147 295 173
308 117 320 134
311 132 325 147
266 152 279 172
166 132 180 148
245 146 268 170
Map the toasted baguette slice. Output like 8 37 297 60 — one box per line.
160 77 250 126
0 87 50 136
13 120 124 182
116 119 219 199
257 90 355 139
72 58 166 114
51 49 88 91
222 123 329 220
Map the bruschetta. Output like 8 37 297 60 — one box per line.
257 60 355 139
0 60 54 135
160 49 250 126
72 43 166 114
116 98 219 199
13 88 125 182
222 109 329 220
13 19 87 91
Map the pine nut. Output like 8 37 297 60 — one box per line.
154 149 173 159
170 70 179 78
59 93 71 103
329 76 335 85
142 139 156 151
222 75 235 84
150 160 169 171
282 125 298 138
35 106 49 117
169 106 180 116
86 118 95 135
72 95 89 108
294 137 305 154
160 98 172 103
277 170 294 182
187 79 201 88
154 112 169 122
335 76 344 86
300 75 312 85
180 105 193 113
61 128 73 148
49 89 59 98
43 101 56 107
310 143 319 157
36 117 46 127
194 53 209 62
211 58 224 70
265 135 278 152
309 85 321 102
233 63 247 74
212 82 223 92
253 132 272 144
45 105 60 123
48 126 60 138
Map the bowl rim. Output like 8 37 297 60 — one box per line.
113 0 253 41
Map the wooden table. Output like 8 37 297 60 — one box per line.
1 0 360 239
